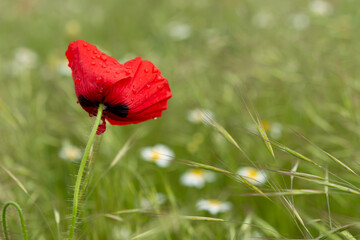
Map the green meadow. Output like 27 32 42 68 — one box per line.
1 0 360 239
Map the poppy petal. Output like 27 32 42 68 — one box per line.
66 40 135 102
105 60 172 117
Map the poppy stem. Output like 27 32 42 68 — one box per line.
68 104 104 240
2 201 28 240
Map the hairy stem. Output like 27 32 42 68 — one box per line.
68 104 103 240
2 201 28 240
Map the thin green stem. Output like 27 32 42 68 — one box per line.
2 201 29 240
79 144 95 203
68 104 104 240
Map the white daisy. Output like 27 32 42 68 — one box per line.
252 12 273 28
59 142 82 162
187 108 214 124
168 22 192 41
140 144 174 168
12 47 38 74
309 0 333 16
269 122 283 140
140 193 167 209
291 13 310 30
247 120 283 140
180 169 215 188
237 167 267 186
196 199 232 215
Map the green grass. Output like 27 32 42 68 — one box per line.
1 0 360 239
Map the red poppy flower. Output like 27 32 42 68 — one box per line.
65 40 172 134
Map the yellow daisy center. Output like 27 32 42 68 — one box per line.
209 200 221 206
248 168 259 178
150 151 160 162
191 169 205 176
66 147 79 160
261 120 270 132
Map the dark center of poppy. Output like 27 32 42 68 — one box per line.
78 95 129 118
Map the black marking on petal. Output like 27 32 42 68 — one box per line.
78 95 99 108
105 103 129 118
78 94 129 118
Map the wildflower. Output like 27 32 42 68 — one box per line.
309 0 333 16
180 169 215 188
140 144 174 168
291 13 310 30
260 120 270 132
252 12 273 28
248 120 283 140
269 122 283 140
66 40 172 135
187 108 214 124
140 193 167 209
196 199 232 215
237 167 267 186
168 22 192 41
12 47 38 74
59 142 82 161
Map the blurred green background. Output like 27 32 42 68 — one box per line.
1 0 360 239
